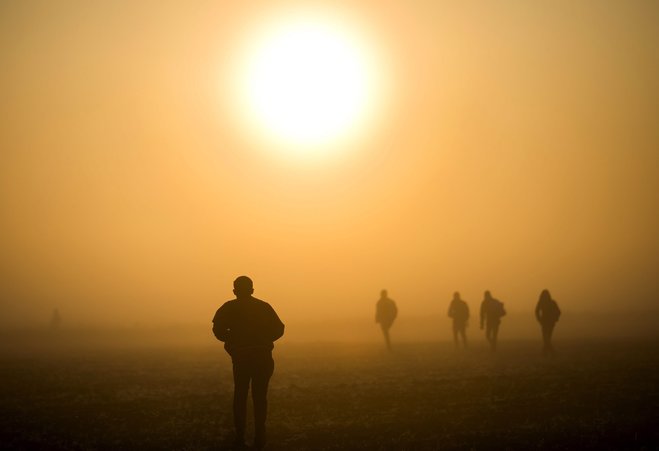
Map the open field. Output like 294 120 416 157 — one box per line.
1 338 658 450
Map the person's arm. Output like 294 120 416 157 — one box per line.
555 302 561 321
448 303 454 318
535 301 542 322
267 305 285 342
212 306 230 342
480 302 485 329
465 303 470 320
392 301 398 320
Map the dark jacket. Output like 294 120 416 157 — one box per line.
376 298 398 328
480 298 506 327
212 296 285 357
448 299 470 324
535 298 561 324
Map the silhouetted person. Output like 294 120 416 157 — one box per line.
50 308 61 332
448 292 469 349
535 289 561 356
375 289 397 351
480 291 506 351
212 276 285 450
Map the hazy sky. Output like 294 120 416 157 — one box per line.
1 0 658 326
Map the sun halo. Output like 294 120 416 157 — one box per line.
232 12 383 157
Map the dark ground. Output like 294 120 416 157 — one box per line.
1 338 658 450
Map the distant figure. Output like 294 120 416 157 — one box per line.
480 291 506 351
448 292 469 349
535 289 561 356
212 276 285 450
50 308 61 332
375 289 398 351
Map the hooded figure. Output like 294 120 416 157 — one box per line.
535 289 561 356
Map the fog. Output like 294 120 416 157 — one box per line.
1 1 658 335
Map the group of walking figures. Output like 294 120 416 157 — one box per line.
212 277 561 450
376 288 562 355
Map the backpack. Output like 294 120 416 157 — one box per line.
496 301 506 318
453 301 469 322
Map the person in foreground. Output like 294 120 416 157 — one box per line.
375 289 398 351
212 276 285 450
535 289 561 356
448 292 469 349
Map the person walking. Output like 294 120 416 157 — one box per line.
375 289 398 351
212 276 285 450
535 289 561 356
480 291 506 351
448 292 469 349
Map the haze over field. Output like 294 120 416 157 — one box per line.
1 1 658 330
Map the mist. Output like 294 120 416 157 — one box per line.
1 0 658 335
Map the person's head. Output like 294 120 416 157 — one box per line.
233 276 254 299
484 290 492 301
539 289 551 303
380 289 388 298
453 291 461 301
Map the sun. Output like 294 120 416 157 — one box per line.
233 11 381 155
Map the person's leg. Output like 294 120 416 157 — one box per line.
545 322 556 355
252 356 275 450
382 325 391 351
232 361 250 445
541 323 550 355
452 322 459 348
460 324 467 348
491 322 499 351
485 323 493 347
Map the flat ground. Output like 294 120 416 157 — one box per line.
1 339 658 450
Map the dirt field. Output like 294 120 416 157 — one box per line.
1 338 658 450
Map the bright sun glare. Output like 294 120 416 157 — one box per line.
235 12 381 155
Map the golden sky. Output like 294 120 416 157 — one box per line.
1 0 658 326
